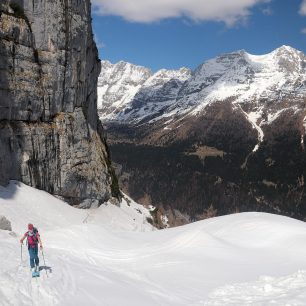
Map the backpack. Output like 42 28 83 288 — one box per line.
27 227 39 248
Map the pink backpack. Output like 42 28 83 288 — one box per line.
27 228 39 247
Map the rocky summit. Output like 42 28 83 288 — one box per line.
99 46 306 226
0 0 119 207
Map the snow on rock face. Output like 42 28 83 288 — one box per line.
1 181 306 305
99 46 306 125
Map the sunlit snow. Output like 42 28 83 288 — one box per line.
1 182 306 305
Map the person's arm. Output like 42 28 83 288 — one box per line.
38 236 43 249
20 233 27 244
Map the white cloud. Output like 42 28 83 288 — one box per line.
94 34 106 49
300 0 306 15
262 7 273 15
301 28 306 34
97 40 106 49
92 0 270 25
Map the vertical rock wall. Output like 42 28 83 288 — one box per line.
0 0 119 206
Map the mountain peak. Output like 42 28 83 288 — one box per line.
214 49 248 61
101 60 152 73
230 49 247 56
274 45 301 54
212 46 303 66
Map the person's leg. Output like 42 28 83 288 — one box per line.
28 248 35 269
34 247 39 268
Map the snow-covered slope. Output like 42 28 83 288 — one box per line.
98 46 306 126
1 181 306 305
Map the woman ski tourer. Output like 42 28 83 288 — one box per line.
20 223 43 276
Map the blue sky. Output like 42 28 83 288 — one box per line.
92 0 306 72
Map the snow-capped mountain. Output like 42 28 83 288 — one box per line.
97 61 152 118
98 46 306 126
180 45 306 113
98 61 192 123
98 46 306 227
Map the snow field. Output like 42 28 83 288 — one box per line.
1 181 306 305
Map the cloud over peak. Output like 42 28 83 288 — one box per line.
92 0 270 25
300 0 306 15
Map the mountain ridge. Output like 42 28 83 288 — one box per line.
98 45 306 131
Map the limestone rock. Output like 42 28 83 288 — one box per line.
0 216 12 231
0 0 119 205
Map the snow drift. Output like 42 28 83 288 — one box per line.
1 181 306 305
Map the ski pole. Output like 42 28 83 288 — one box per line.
20 244 23 264
41 248 48 278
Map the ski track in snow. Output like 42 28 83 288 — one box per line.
1 181 306 305
200 271 306 306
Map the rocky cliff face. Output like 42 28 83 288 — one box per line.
0 0 119 206
99 47 306 225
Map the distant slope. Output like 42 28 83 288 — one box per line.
1 181 306 305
